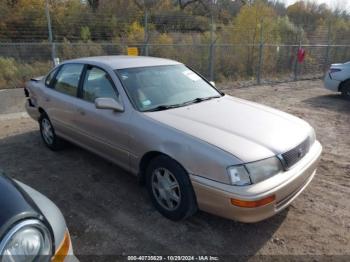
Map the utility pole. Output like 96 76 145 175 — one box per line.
294 29 302 81
324 20 331 74
45 0 56 65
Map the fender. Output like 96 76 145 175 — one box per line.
0 171 51 243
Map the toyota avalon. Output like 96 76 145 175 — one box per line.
24 56 322 222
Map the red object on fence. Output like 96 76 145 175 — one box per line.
297 48 306 63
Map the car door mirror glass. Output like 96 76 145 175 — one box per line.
95 97 124 112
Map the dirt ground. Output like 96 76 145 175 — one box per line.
0 80 349 259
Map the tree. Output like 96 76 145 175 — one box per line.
80 26 91 42
228 0 279 76
126 21 145 43
178 0 200 10
6 0 18 7
287 1 332 31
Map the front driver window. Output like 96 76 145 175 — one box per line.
82 66 118 103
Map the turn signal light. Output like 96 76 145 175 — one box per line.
51 230 70 262
230 195 276 208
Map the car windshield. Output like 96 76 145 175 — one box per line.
115 65 221 112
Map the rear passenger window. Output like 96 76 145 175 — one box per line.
82 67 118 103
45 68 58 87
53 64 84 96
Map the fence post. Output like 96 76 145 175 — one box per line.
294 29 302 81
45 0 56 65
144 9 149 56
324 20 331 73
208 1 216 81
257 21 264 85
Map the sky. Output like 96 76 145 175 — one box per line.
281 0 349 10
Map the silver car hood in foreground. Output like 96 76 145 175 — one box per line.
146 95 311 163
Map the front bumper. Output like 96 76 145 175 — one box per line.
191 141 322 223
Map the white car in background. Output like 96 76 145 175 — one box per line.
324 62 350 98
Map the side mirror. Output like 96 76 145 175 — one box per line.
95 97 124 112
210 81 216 87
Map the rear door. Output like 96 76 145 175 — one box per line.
41 63 85 139
71 65 131 170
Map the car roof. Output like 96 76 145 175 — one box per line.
66 55 181 70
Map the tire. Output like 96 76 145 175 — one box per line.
39 113 65 151
340 80 350 99
145 155 197 221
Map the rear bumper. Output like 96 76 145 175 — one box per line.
191 141 322 223
25 99 40 120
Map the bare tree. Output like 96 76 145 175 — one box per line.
6 0 18 7
133 0 158 10
178 0 200 10
87 0 100 11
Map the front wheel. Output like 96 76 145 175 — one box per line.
146 155 197 221
39 114 65 150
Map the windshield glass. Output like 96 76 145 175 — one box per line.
115 65 221 112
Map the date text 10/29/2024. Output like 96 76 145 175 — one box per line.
127 256 219 261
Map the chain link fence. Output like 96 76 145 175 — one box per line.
1 41 349 90
1 5 350 90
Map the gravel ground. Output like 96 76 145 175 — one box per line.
0 88 25 114
0 80 349 260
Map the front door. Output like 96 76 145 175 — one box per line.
71 65 131 170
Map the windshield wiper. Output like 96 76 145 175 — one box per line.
182 96 221 106
144 96 221 112
144 104 180 112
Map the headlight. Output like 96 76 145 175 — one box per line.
0 219 52 262
228 157 283 186
245 157 283 184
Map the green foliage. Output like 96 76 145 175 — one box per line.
80 26 91 42
59 38 105 60
286 1 332 31
127 22 145 44
0 57 18 87
150 33 174 58
218 0 280 77
0 57 50 89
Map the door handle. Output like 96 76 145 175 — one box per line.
45 97 50 102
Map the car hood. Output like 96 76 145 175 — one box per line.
145 95 311 162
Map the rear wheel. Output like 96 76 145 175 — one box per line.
145 155 197 221
340 80 350 99
39 114 65 150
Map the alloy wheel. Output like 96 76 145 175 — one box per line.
151 167 181 211
41 118 54 145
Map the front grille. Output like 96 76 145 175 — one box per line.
281 137 310 169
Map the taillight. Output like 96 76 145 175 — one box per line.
329 68 342 74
